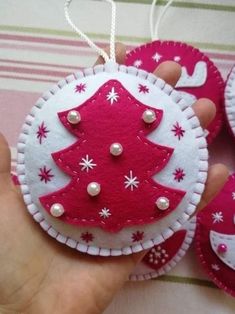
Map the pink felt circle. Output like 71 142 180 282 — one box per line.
195 174 235 298
126 40 225 144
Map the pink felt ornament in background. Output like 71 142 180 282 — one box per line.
130 217 196 281
195 174 235 298
125 0 224 144
16 0 207 256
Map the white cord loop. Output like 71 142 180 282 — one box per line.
64 0 117 63
150 0 174 41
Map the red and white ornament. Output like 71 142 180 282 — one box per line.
126 41 224 144
17 62 207 256
130 217 196 281
195 174 235 297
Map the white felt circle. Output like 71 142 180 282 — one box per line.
225 65 235 137
129 217 196 281
17 62 208 256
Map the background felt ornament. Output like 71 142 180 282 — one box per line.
125 40 224 144
130 216 196 281
225 65 235 139
195 174 235 298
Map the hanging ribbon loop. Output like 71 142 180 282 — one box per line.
150 0 174 41
64 0 117 63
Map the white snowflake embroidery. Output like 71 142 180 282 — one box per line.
232 192 235 200
211 264 220 271
99 207 111 219
106 87 119 104
79 155 96 172
152 52 162 62
174 56 181 62
212 211 224 224
124 170 139 191
133 59 143 68
148 246 169 264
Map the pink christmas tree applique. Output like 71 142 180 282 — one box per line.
40 80 186 232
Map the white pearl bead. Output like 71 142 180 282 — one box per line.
110 143 123 156
50 203 65 217
142 109 156 124
156 197 169 210
87 182 101 196
67 110 81 124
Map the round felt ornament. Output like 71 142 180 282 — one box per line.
225 65 235 138
17 61 207 256
16 0 208 256
195 174 235 297
126 40 224 144
130 216 196 281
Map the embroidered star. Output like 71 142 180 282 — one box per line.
174 56 181 62
81 232 94 243
124 170 140 191
37 122 49 144
171 122 185 140
232 192 235 200
212 211 223 224
99 207 111 219
173 168 185 182
152 52 162 62
38 166 54 183
133 59 143 68
132 231 144 242
148 246 169 264
211 264 220 271
138 84 149 94
75 83 86 93
79 155 96 172
106 87 119 104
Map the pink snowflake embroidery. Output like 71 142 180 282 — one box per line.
81 232 94 243
171 122 185 140
132 231 144 242
138 84 149 94
75 83 86 93
173 168 185 182
38 166 54 183
37 122 49 144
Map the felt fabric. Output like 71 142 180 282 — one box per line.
195 174 235 298
17 62 208 256
125 40 225 144
225 65 235 138
130 217 196 281
40 79 185 232
11 173 19 185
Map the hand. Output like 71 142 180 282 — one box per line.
0 43 228 314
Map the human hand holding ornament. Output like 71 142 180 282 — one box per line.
0 43 229 314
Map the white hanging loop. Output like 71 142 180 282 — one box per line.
64 0 117 63
150 0 174 41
